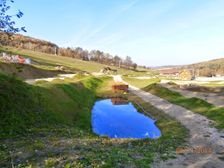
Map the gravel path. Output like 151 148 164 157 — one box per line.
114 76 224 167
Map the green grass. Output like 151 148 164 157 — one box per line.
144 83 224 129
0 73 102 138
0 73 187 167
123 76 160 88
0 46 152 76
199 82 224 87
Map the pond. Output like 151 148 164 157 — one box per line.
91 98 161 139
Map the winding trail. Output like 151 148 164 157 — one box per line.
114 75 224 168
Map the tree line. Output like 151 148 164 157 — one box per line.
187 59 224 77
0 31 138 70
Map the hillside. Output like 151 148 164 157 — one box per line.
0 32 139 70
0 31 58 55
0 46 150 76
0 73 102 138
0 62 69 79
187 58 224 76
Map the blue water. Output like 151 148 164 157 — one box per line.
91 99 161 139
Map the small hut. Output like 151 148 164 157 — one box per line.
112 84 129 92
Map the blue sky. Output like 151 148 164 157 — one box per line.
12 0 224 66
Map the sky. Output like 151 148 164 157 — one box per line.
10 0 224 66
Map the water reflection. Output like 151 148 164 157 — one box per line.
111 97 129 105
91 99 161 139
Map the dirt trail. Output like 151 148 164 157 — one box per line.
114 76 224 168
25 74 76 84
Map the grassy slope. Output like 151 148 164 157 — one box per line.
144 84 224 129
0 73 187 167
188 57 224 69
123 76 160 88
0 73 102 138
0 61 68 79
0 46 150 76
123 77 224 129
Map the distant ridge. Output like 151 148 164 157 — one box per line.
151 57 224 77
186 58 224 76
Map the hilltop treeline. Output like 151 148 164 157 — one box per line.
0 32 137 70
59 47 137 69
188 58 224 77
0 31 57 54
